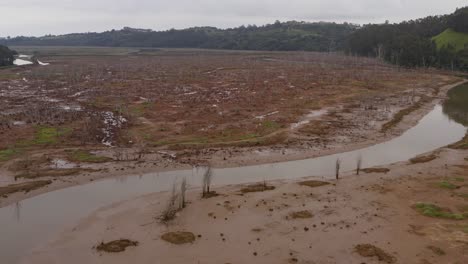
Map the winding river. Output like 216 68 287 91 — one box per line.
1 83 467 263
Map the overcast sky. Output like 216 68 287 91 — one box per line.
1 0 466 37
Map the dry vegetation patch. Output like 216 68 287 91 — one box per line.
0 180 52 196
298 180 330 188
240 183 275 193
161 232 196 245
354 244 396 264
289 210 313 219
15 168 85 179
96 239 138 253
410 154 438 164
361 168 391 174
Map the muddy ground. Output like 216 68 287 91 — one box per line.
0 48 464 206
20 147 468 264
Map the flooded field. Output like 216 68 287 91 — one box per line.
0 82 467 263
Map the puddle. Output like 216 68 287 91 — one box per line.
13 59 33 66
0 84 467 263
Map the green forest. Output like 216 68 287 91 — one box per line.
1 6 467 70
345 6 468 70
0 45 16 66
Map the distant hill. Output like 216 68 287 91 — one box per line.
433 28 468 51
0 21 358 52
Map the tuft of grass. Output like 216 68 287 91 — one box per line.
68 150 112 163
34 126 71 145
414 203 467 220
438 181 458 190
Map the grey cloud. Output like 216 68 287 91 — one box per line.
1 0 466 37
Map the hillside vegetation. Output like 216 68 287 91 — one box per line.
433 29 468 51
346 6 468 70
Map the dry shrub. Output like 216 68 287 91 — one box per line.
96 239 138 253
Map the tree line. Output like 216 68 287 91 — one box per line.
0 21 357 52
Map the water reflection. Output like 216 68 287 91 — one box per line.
443 83 468 126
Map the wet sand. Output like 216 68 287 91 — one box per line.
21 147 468 264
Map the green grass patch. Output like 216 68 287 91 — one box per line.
68 150 112 163
438 181 458 190
0 148 18 162
433 29 468 52
454 177 465 182
414 203 467 220
34 126 71 145
262 120 281 130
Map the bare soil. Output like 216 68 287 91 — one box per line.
20 147 468 264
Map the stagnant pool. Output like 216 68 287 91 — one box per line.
1 83 467 263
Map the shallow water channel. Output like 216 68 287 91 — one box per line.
1 84 467 263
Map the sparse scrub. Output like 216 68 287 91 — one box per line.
438 181 458 190
160 183 180 223
202 165 216 198
414 203 467 220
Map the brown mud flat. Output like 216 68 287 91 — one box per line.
20 147 468 264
